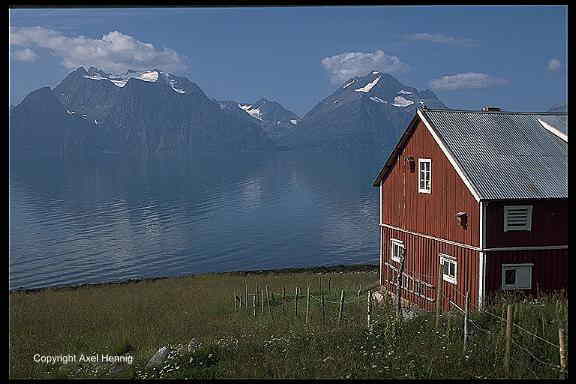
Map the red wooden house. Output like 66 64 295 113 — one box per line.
372 107 568 311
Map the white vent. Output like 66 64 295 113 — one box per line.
504 205 532 231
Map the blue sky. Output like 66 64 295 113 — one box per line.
9 6 567 116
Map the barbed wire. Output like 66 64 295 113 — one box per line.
480 309 560 350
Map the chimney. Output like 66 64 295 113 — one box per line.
482 106 501 112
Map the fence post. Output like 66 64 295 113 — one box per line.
435 262 443 329
261 286 264 313
367 291 372 331
245 282 248 313
282 287 286 313
463 291 469 355
321 289 326 327
338 289 345 326
266 285 271 314
295 287 299 317
253 294 256 317
306 284 310 324
504 304 512 377
559 328 567 379
328 277 331 295
234 290 237 311
396 254 405 320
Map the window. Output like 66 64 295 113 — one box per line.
390 239 404 262
504 205 533 231
502 264 533 290
440 254 457 284
418 159 431 193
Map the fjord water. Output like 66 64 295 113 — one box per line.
9 150 383 290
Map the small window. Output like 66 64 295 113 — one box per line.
440 254 457 285
504 205 532 232
390 239 404 262
502 264 533 290
418 159 431 193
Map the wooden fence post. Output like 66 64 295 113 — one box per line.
234 290 237 311
261 286 264 313
306 284 310 324
328 277 331 295
245 282 248 313
253 294 256 317
559 328 567 379
396 254 405 320
367 291 373 331
504 304 512 377
338 289 345 326
295 287 299 317
266 285 271 314
321 289 326 327
435 262 443 329
282 287 286 313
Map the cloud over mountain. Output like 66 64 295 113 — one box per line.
321 50 409 84
429 72 509 91
9 27 188 74
13 48 38 62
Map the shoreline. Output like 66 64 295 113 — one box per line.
9 263 378 294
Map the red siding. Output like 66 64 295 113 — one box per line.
380 120 480 247
485 249 568 295
380 226 480 312
485 199 568 248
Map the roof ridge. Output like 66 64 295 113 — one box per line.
420 108 567 115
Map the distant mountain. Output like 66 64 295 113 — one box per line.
279 71 445 151
217 98 299 140
547 103 567 113
11 67 274 157
10 87 96 156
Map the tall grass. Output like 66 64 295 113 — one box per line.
9 269 567 379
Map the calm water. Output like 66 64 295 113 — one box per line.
9 150 384 290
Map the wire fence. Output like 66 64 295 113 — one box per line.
232 277 568 379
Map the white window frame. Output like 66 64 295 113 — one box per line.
502 263 533 290
418 158 432 194
504 205 533 232
390 239 404 263
440 254 457 285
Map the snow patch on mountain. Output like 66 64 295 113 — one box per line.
239 104 263 120
342 79 356 89
369 96 387 104
290 119 298 125
392 96 414 107
138 71 159 82
398 90 413 95
354 76 380 93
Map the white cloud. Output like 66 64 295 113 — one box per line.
429 72 509 91
9 26 188 73
13 48 38 62
321 50 409 84
405 33 478 46
547 58 561 72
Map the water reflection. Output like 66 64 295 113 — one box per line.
10 149 385 290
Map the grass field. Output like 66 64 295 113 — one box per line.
9 265 568 379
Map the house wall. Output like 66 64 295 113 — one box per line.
380 119 480 248
380 226 480 312
485 199 568 248
484 249 568 297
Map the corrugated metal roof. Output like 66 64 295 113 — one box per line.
420 109 568 200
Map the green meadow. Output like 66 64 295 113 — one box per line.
9 265 568 379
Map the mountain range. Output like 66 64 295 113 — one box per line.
11 66 446 157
